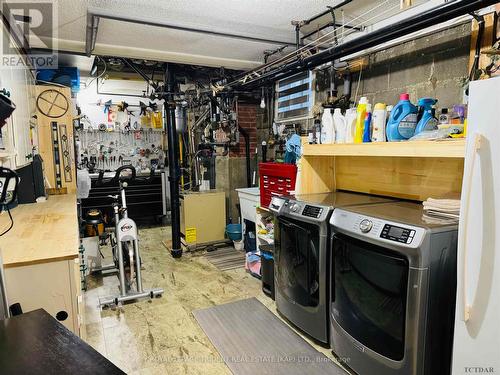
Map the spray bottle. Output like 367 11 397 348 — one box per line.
354 97 368 143
415 98 438 135
371 103 387 142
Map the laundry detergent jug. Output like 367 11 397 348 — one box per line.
354 97 368 143
415 98 438 135
386 93 418 141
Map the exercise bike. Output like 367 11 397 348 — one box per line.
98 165 163 307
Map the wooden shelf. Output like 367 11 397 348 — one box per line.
302 139 466 158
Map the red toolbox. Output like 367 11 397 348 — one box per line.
259 162 297 208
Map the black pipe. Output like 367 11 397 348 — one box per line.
237 0 497 88
303 0 353 25
164 63 182 258
238 126 252 188
295 25 300 50
121 58 158 90
262 141 268 163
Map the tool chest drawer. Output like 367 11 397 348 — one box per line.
259 163 297 208
80 174 166 223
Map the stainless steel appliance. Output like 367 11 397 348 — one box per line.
330 201 458 375
269 191 395 344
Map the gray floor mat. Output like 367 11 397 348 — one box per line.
193 297 347 375
204 247 246 271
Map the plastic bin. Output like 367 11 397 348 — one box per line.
260 244 275 300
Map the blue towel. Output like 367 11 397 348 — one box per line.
284 134 301 164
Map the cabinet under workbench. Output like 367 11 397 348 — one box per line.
0 194 84 337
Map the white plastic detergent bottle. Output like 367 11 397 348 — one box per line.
371 103 387 142
333 108 347 143
386 93 418 141
345 108 357 143
320 107 335 144
354 97 368 143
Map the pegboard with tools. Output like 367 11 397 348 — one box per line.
76 128 165 173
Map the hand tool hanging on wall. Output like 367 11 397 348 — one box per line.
59 124 73 182
50 121 63 189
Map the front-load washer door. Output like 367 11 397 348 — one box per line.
276 217 320 308
331 234 409 361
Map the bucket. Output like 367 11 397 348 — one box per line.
226 223 242 241
233 240 244 251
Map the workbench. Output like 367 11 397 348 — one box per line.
0 194 84 337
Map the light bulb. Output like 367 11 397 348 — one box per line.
260 97 266 109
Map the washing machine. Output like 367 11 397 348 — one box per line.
269 191 396 344
329 201 458 375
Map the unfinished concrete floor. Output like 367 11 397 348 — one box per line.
83 226 339 374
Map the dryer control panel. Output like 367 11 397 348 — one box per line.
331 209 425 248
380 224 416 244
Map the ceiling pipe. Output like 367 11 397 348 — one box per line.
302 0 353 26
233 0 498 89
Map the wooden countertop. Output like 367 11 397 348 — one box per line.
0 194 79 268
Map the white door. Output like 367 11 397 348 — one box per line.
452 76 500 374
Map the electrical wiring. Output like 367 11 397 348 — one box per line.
82 56 108 89
0 208 14 237
224 0 409 89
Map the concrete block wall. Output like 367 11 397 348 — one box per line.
346 23 471 109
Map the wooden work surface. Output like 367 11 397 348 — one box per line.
0 194 79 267
0 309 123 374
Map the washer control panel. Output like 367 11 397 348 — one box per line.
276 199 330 222
302 205 324 218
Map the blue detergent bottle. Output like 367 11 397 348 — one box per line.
386 93 418 141
415 98 439 135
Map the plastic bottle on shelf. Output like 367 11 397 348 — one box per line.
371 103 387 142
386 93 418 142
362 104 372 143
333 108 347 144
415 98 438 135
439 108 450 124
354 97 368 143
345 108 357 143
320 107 335 144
